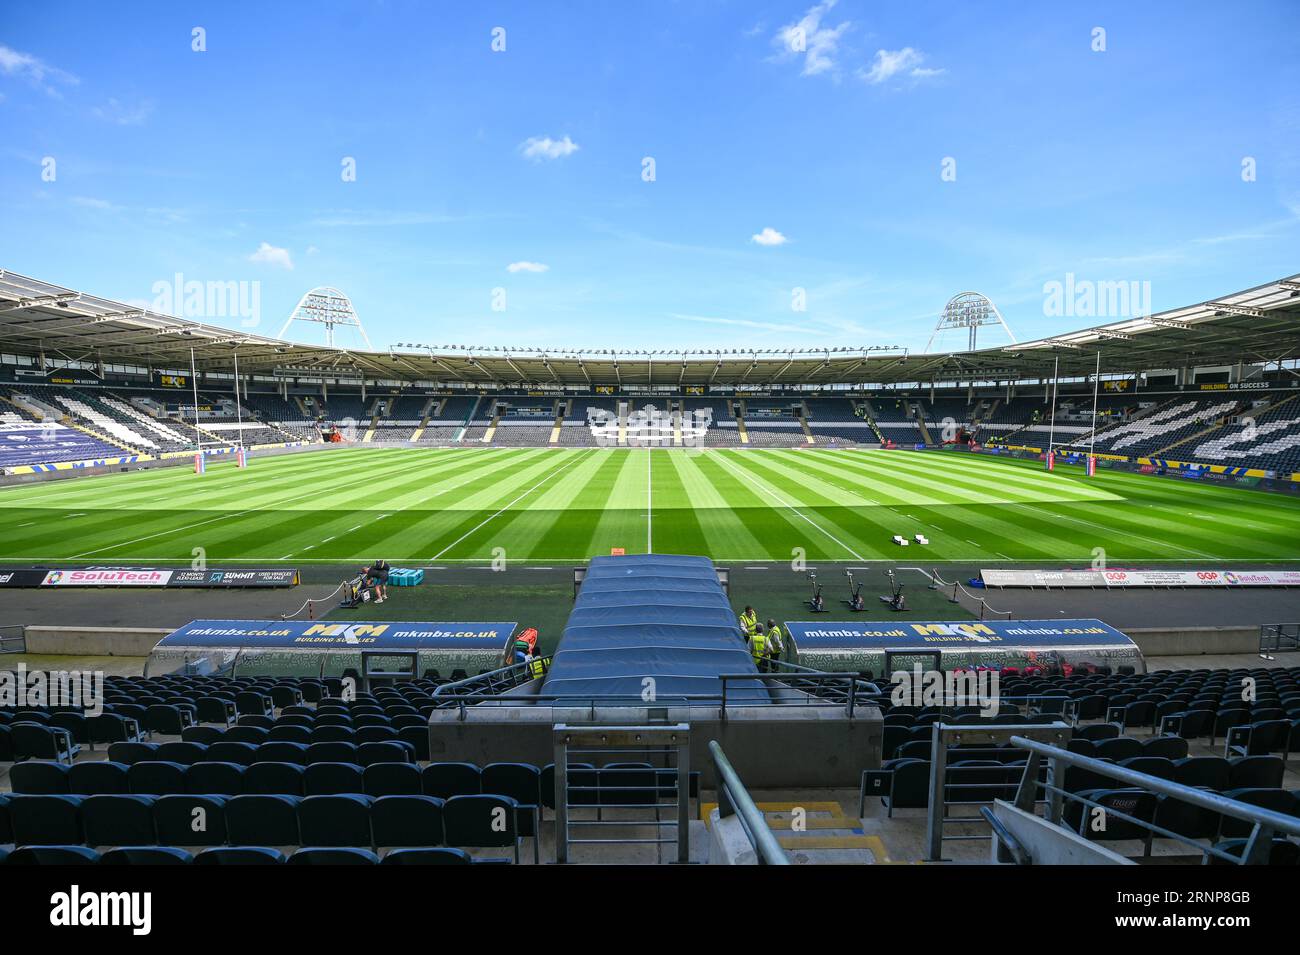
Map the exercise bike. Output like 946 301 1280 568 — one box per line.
844 570 866 612
878 569 909 612
806 572 828 612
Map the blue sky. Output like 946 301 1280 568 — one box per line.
1 0 1297 355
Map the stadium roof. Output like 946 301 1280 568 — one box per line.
2 268 1298 388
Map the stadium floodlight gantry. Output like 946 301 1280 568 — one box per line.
1 268 1299 389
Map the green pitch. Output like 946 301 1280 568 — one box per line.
1 446 1297 564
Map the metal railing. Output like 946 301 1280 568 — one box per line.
554 723 692 864
921 721 1072 861
1009 735 1300 864
0 625 24 654
930 568 1015 620
430 656 551 707
709 739 789 865
431 667 878 721
1260 623 1300 656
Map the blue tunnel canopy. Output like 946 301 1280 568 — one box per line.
542 554 767 703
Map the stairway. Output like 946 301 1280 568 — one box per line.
911 402 933 444
735 402 749 445
410 398 436 442
481 404 502 444
550 399 566 445
701 799 884 864
798 402 815 445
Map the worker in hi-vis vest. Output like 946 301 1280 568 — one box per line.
748 624 769 672
529 654 546 679
739 605 758 636
765 619 785 667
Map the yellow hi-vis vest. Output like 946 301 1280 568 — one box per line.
767 625 783 656
749 632 766 662
740 610 757 634
529 657 545 678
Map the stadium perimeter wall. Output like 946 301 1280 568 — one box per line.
1124 626 1257 657
24 626 171 656
426 702 882 789
10 624 1264 662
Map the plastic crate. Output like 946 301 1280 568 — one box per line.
388 568 424 587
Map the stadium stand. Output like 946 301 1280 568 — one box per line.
5 662 1298 865
556 398 617 446
1083 397 1242 457
1186 394 1300 473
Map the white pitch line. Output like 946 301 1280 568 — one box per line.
71 451 451 559
429 450 592 560
718 453 866 561
647 448 653 555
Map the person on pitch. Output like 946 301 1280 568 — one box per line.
363 558 390 603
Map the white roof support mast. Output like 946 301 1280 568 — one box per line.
927 292 1017 352
278 287 370 348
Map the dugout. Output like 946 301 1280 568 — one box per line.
145 619 517 682
783 618 1145 676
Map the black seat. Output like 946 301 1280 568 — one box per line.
303 762 364 796
10 760 71 794
100 847 193 865
423 762 482 799
443 794 521 863
287 847 378 865
69 761 131 795
193 846 285 865
186 761 246 796
82 794 157 847
363 762 423 797
298 794 373 847
4 845 100 865
153 794 229 846
371 795 445 848
225 794 301 845
242 762 304 796
127 761 188 796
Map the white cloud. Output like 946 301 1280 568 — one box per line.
506 261 549 273
306 245 320 255
308 210 466 227
0 44 79 95
519 135 580 161
71 196 116 211
750 227 789 247
772 1 851 77
93 97 155 126
248 242 294 270
859 47 944 85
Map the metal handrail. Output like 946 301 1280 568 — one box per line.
431 668 875 718
0 625 25 654
1260 623 1300 655
1010 735 1300 863
980 805 1031 865
709 740 789 866
431 656 551 703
